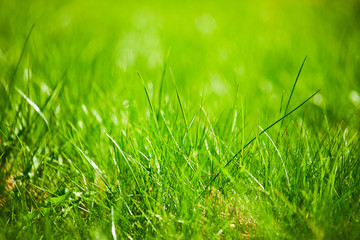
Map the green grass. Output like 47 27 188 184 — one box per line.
1 0 360 239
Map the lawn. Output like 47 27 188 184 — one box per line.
1 0 360 239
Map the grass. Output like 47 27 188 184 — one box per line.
1 0 360 239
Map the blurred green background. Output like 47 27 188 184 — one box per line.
1 0 359 123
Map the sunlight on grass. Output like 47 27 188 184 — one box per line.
0 0 360 239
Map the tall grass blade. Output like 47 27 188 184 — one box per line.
281 56 307 125
16 87 49 127
157 47 171 120
198 89 320 199
169 67 193 149
137 72 159 130
169 67 188 129
8 24 35 97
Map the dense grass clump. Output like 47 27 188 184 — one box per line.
1 0 360 239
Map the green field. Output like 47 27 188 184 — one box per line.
1 0 360 239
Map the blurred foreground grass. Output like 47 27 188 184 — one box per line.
1 0 360 239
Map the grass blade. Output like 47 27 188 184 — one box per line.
8 24 35 97
258 125 291 190
281 56 307 125
169 67 193 149
16 87 49 127
157 47 171 120
105 132 141 188
137 72 159 130
198 89 320 199
111 206 117 240
169 67 188 129
77 147 111 192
